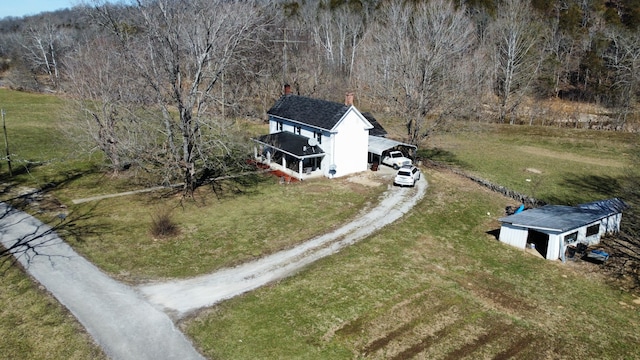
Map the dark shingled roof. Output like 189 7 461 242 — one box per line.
267 95 351 131
362 112 388 137
499 205 610 232
254 132 324 158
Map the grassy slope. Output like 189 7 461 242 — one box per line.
1 89 639 358
185 169 640 359
425 123 636 205
0 89 106 359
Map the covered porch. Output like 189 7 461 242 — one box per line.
253 132 325 181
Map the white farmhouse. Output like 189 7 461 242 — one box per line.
253 86 376 180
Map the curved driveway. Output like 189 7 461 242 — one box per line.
0 176 427 359
139 178 427 318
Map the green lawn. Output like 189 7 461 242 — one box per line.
184 169 640 359
1 89 639 359
67 177 386 282
425 123 636 205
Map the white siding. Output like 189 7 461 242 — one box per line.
602 214 622 234
547 233 561 260
328 110 369 178
499 224 528 249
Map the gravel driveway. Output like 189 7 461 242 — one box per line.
140 178 427 318
0 175 427 359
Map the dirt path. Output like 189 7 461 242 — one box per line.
1 174 427 359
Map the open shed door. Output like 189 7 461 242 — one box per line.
527 230 549 259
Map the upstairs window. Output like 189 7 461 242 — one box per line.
295 126 301 135
277 122 283 131
314 132 322 144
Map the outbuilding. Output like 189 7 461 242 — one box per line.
498 198 627 261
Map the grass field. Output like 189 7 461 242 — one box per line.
184 169 640 359
1 89 639 359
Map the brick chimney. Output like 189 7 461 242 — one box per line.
345 92 354 106
284 84 292 95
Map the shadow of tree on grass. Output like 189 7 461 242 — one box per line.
545 174 623 205
0 169 108 274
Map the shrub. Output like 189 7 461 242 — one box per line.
150 208 179 238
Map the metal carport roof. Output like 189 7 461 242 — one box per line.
368 136 416 156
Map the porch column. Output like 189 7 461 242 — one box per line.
298 160 303 176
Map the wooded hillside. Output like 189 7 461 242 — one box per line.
0 0 638 125
0 0 638 192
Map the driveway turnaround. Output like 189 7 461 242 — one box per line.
0 203 205 360
139 177 427 318
0 176 427 359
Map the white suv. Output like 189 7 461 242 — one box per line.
394 165 421 187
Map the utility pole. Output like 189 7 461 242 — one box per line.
271 28 305 86
1 109 11 177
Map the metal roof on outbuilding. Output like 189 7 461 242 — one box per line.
578 198 628 216
498 205 609 232
367 136 417 156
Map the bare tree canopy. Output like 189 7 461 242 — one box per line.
488 0 543 124
359 0 476 145
69 0 274 194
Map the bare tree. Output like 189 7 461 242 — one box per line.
488 0 543 124
18 18 73 89
604 28 640 128
358 0 476 145
64 35 142 173
82 0 272 194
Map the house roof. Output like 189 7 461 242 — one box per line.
368 136 417 156
499 205 610 232
267 94 371 132
361 112 388 137
254 132 324 159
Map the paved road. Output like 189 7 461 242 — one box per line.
0 203 205 360
0 176 427 359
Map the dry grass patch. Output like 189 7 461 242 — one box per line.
518 145 625 168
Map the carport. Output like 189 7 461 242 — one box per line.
367 136 417 165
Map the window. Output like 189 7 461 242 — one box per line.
586 224 600 237
295 126 301 135
314 132 322 144
564 231 578 245
277 122 283 131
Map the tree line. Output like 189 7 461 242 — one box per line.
0 0 638 193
